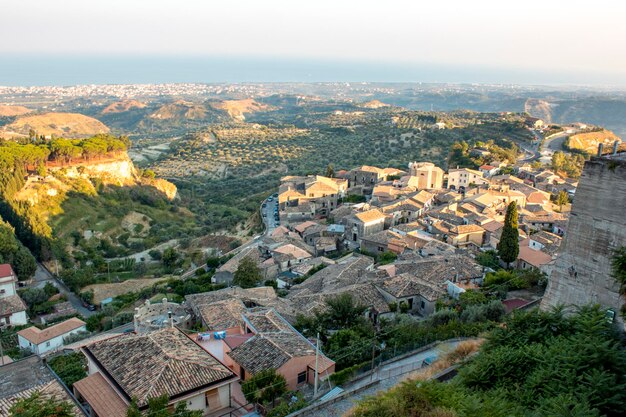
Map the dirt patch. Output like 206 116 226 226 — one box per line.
121 211 151 236
84 278 167 304
192 234 238 253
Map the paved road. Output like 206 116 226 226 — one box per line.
180 194 278 279
309 340 464 417
33 263 96 317
261 195 279 235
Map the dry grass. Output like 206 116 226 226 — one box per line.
401 339 484 383
83 278 167 303
568 129 621 153
5 112 110 137
0 104 32 116
102 99 147 114
209 98 273 120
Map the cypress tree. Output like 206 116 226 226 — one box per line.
498 201 519 268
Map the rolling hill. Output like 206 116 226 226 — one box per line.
102 99 147 114
4 112 110 137
209 98 273 120
0 104 32 117
567 129 622 154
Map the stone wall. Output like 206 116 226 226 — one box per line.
541 155 626 327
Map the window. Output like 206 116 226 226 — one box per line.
420 300 425 309
378 246 384 252
0 289 4 294
297 371 307 384
46 341 51 347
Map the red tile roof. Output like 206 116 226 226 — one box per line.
0 264 16 280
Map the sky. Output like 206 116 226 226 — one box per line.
1 0 625 86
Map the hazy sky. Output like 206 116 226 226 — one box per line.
1 0 625 85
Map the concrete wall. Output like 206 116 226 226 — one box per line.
0 281 16 296
541 157 626 328
2 310 27 326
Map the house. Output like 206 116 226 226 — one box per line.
447 224 485 248
344 208 386 244
377 255 484 316
479 164 499 177
446 168 490 191
0 355 81 416
279 175 348 218
346 166 405 193
0 264 28 326
225 309 335 390
192 298 248 335
516 231 562 273
76 326 239 417
270 243 313 271
408 162 445 189
213 246 266 285
18 317 87 356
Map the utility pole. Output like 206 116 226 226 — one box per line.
0 324 4 366
314 332 320 398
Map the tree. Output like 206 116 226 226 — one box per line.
162 247 179 272
9 392 74 417
241 369 287 405
325 164 335 178
324 293 367 328
233 256 261 288
497 201 519 268
611 247 626 292
475 249 500 270
556 190 568 211
48 353 87 390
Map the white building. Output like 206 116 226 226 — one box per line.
18 317 87 355
447 168 490 191
0 264 28 326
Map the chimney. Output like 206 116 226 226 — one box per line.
597 143 604 157
168 311 173 328
613 140 620 155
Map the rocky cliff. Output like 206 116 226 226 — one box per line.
15 154 177 206
541 154 626 328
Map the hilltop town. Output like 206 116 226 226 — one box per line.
0 89 625 417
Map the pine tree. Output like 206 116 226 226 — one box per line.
497 201 519 268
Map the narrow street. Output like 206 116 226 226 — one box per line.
32 263 96 318
304 340 464 417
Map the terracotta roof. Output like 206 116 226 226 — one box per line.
273 244 312 259
217 246 262 274
244 309 293 333
354 209 386 224
197 299 247 331
379 273 445 301
306 181 338 194
84 327 235 407
0 295 27 317
481 220 503 233
294 221 318 233
74 372 127 417
224 334 254 350
480 165 496 170
451 224 485 235
518 245 553 267
0 264 16 280
17 318 86 345
229 308 333 375
358 165 384 174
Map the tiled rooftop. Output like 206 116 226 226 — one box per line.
84 327 235 407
